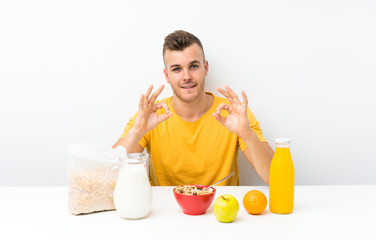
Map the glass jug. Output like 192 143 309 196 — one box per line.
107 153 152 219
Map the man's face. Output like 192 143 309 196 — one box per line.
163 43 208 103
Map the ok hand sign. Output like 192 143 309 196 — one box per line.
213 86 252 138
132 85 173 136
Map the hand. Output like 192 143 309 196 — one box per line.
131 85 172 136
213 86 252 138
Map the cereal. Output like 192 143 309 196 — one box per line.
68 168 117 215
174 185 213 195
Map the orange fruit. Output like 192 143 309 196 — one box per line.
243 190 267 215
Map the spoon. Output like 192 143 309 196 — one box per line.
207 172 235 188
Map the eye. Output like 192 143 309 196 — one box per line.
172 67 181 72
190 64 199 69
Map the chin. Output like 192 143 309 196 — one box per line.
187 86 206 98
177 92 201 103
179 95 198 102
172 84 205 103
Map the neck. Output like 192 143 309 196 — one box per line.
172 93 213 122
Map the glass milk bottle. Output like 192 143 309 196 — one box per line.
269 138 295 214
108 153 152 219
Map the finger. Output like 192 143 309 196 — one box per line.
159 102 170 113
216 87 230 98
216 103 231 114
144 85 154 100
158 111 173 123
154 102 170 113
213 112 226 126
225 85 241 105
138 93 145 109
149 85 165 104
216 87 235 105
241 90 248 107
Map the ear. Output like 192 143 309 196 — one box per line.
163 68 170 83
204 60 209 76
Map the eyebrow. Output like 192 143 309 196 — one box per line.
169 60 201 69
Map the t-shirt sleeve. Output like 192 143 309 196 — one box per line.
238 107 267 152
119 112 147 149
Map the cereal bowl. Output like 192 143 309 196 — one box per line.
173 184 216 215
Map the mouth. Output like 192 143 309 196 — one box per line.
181 84 197 89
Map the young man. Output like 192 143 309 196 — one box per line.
113 30 273 186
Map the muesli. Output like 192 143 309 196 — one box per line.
174 185 213 195
68 168 117 215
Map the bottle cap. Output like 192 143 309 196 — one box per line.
275 138 291 144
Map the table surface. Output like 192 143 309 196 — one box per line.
1 186 375 240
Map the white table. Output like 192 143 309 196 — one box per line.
1 186 375 240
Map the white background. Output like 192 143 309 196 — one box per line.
0 0 375 186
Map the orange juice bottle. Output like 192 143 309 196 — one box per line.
269 138 294 214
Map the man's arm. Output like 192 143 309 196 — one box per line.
214 85 273 185
112 85 172 153
112 131 145 153
241 133 273 185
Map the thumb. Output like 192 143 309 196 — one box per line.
158 112 173 123
213 112 226 126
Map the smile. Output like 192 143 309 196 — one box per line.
181 84 197 89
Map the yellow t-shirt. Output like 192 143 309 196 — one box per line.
120 92 266 186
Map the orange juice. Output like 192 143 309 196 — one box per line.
269 138 294 214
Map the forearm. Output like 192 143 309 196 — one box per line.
112 128 145 153
241 129 273 185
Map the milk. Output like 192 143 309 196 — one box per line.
113 163 152 219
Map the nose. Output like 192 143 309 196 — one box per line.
183 69 192 81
